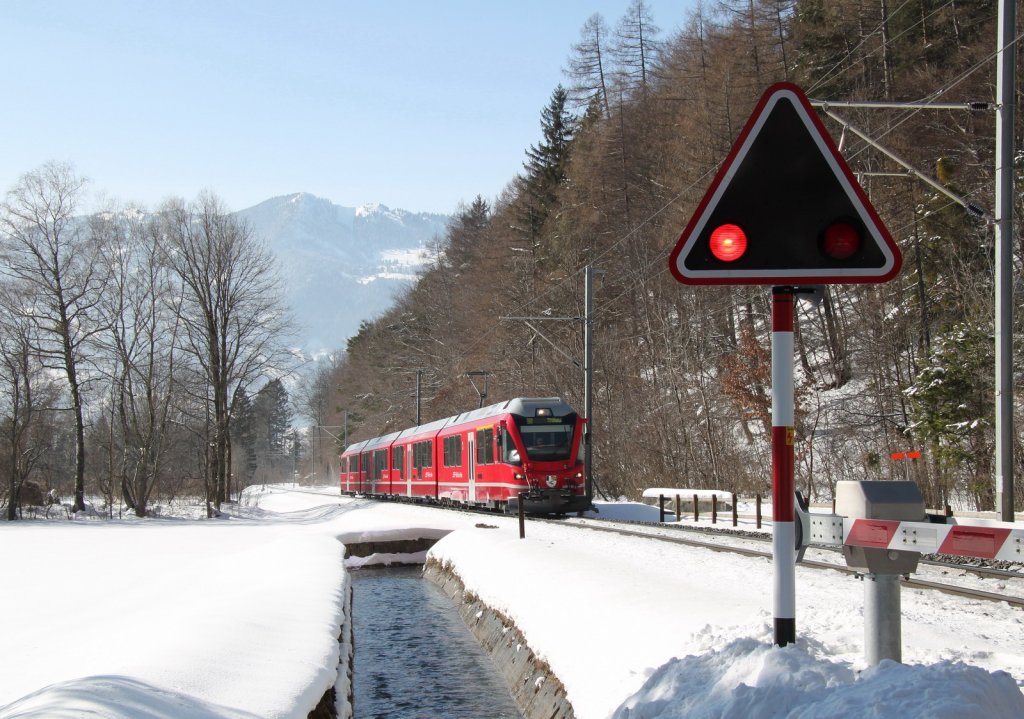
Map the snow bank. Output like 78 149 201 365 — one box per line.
612 641 1024 718
427 511 1024 719
3 487 1022 719
0 518 348 718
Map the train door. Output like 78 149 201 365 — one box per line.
406 443 413 496
467 431 476 503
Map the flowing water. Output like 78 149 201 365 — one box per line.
351 566 522 719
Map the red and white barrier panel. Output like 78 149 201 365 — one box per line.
843 518 1024 561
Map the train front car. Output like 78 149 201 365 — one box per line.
501 397 589 515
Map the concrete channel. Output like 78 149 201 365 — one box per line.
324 536 574 719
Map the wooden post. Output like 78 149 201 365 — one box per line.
659 494 666 523
675 494 681 523
756 493 762 529
732 493 738 527
693 494 699 522
712 494 718 524
518 493 526 539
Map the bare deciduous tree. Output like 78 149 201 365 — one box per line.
160 193 292 514
0 162 109 512
93 209 187 517
0 286 61 519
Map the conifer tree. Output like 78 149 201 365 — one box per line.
612 0 661 93
254 379 291 458
566 13 613 119
905 323 994 509
444 195 490 269
522 85 576 235
231 387 257 486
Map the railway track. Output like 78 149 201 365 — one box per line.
555 515 1024 609
269 487 1024 608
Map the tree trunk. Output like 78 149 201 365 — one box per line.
68 370 87 513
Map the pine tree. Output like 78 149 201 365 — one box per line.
257 379 291 455
251 379 292 479
522 85 576 236
904 323 994 508
231 387 257 485
444 195 490 270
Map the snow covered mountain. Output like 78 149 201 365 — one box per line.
235 193 450 356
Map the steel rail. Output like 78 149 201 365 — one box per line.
570 514 1024 582
554 517 1024 609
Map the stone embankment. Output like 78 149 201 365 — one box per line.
312 564 353 719
424 557 575 719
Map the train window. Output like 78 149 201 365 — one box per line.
519 424 573 461
501 428 521 465
373 449 387 480
476 428 494 465
412 440 432 469
392 446 404 477
443 435 462 467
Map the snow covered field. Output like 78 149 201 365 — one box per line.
1 484 1022 718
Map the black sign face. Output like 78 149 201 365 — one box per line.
670 83 901 286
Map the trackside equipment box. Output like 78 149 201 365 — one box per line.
835 480 925 574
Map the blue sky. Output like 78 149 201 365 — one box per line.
1 1 692 215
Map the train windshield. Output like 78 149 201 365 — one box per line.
512 414 577 462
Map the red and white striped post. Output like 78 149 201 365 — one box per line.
771 288 796 647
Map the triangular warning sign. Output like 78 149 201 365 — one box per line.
669 83 900 286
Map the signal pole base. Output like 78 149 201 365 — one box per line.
774 618 795 647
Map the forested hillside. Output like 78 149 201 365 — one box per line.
324 0 1023 511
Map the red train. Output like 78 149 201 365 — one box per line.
339 397 590 514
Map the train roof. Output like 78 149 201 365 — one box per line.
361 430 401 451
443 397 566 428
394 415 451 441
341 430 401 455
340 438 370 455
342 397 578 451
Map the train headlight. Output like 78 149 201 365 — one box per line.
514 473 525 480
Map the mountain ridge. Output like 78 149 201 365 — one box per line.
234 193 450 356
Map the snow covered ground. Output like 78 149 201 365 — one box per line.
1 484 1022 718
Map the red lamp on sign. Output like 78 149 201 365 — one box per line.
822 221 861 260
709 224 747 262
